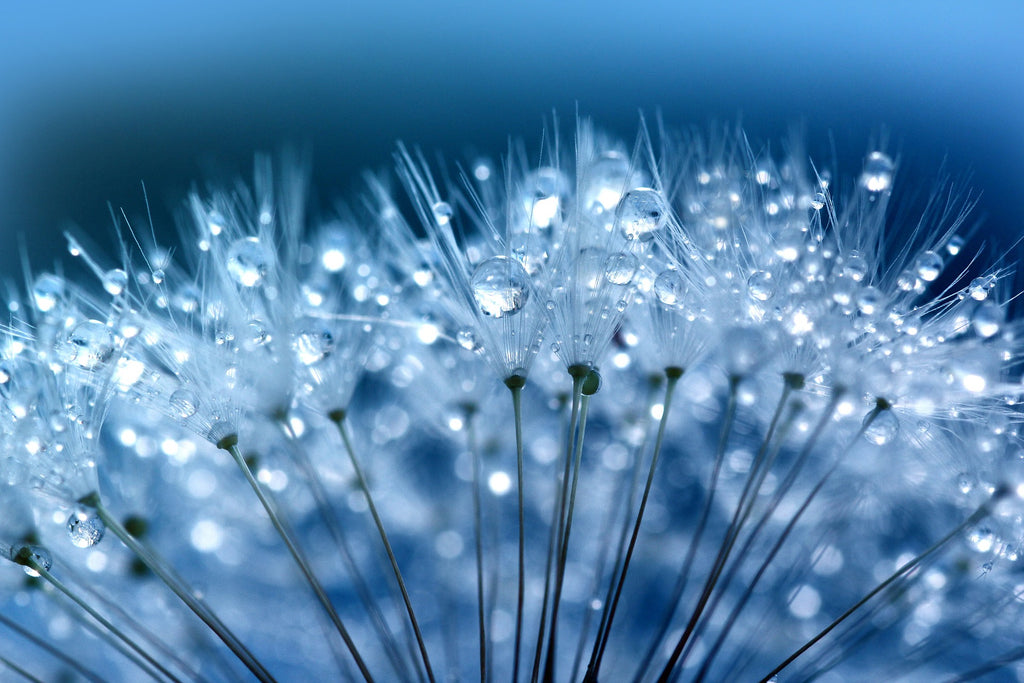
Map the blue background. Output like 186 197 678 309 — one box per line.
1 1 1022 272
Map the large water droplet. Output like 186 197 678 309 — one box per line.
14 545 52 576
67 508 106 548
859 152 894 193
294 328 335 365
946 235 964 256
103 269 128 296
864 410 899 445
654 270 687 307
604 252 639 285
32 274 65 313
226 237 271 287
841 251 869 282
58 321 115 369
914 250 943 282
747 270 775 301
471 256 530 318
583 152 632 212
856 287 883 316
616 188 666 241
169 388 199 418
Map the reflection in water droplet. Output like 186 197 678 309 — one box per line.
471 256 530 318
226 237 271 287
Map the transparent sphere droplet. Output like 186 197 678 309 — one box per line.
856 287 883 316
864 409 899 445
616 188 666 241
432 201 453 227
67 508 106 548
654 270 687 307
226 237 271 287
32 274 65 313
471 256 530 318
972 301 1002 338
58 321 115 369
747 270 776 301
946 235 964 256
103 268 128 296
969 275 996 301
151 269 166 285
583 152 632 212
957 472 973 495
810 192 826 211
914 250 943 282
294 329 335 365
859 152 894 193
457 329 480 352
15 545 52 576
841 251 869 282
169 388 199 418
896 270 919 292
604 251 639 285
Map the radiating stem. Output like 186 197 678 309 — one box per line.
0 610 104 683
219 438 373 682
758 489 1005 683
0 654 46 683
330 414 435 683
585 367 681 682
465 405 488 682
506 375 527 683
17 555 180 683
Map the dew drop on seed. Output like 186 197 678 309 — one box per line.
914 250 943 282
947 235 964 256
604 251 639 285
747 270 775 301
152 269 165 285
957 472 973 495
58 321 115 369
583 152 632 212
294 329 335 365
471 256 530 318
226 237 270 287
859 152 894 193
457 329 480 352
841 251 868 282
32 274 65 313
864 410 899 445
17 546 52 576
896 270 919 292
432 201 453 227
67 508 106 548
103 268 128 296
972 301 1002 338
169 388 199 418
616 188 666 241
654 270 686 307
969 275 996 301
856 287 882 316
810 192 826 211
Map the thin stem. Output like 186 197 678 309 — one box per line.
221 440 374 682
93 500 277 683
508 380 527 683
278 418 413 681
586 369 681 682
758 491 1002 683
24 558 180 683
332 417 436 683
0 654 46 683
466 407 488 682
0 608 106 683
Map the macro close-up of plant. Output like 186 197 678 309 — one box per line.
2 114 1024 682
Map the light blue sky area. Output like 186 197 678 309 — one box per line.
1 1 1022 270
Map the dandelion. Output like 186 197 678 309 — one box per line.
1 118 1024 683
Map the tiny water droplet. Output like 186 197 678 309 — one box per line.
457 329 480 352
841 251 868 282
856 287 883 316
32 274 65 313
169 388 199 418
58 321 115 370
859 151 894 193
972 301 1002 338
616 188 666 241
914 250 943 282
654 271 687 307
67 508 106 548
864 410 899 445
747 270 775 301
946 235 964 256
294 329 335 365
471 256 530 318
103 269 128 296
151 269 166 285
604 251 639 285
432 201 453 227
810 192 826 211
226 237 270 287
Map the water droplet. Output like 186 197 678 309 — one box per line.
914 250 943 282
654 270 687 307
226 237 271 287
102 269 128 296
864 410 899 445
432 201 453 227
604 251 639 285
58 321 115 369
471 256 530 318
14 545 52 576
747 270 775 301
841 251 869 282
457 329 480 352
969 275 996 301
294 329 335 365
810 192 826 211
856 287 883 316
169 388 199 418
67 508 106 548
151 269 166 285
32 274 65 313
247 319 270 346
957 472 973 495
972 301 1002 338
859 151 894 193
947 235 964 256
616 188 666 241
583 152 632 212
896 270 919 292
